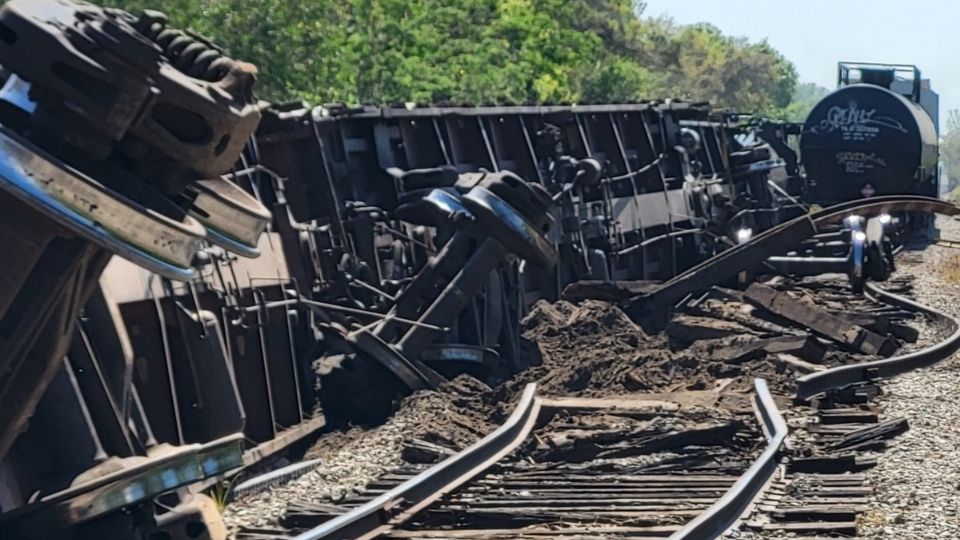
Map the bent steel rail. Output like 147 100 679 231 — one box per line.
810 195 959 226
293 380 794 540
670 378 788 540
293 383 540 540
796 281 960 400
626 216 816 315
629 196 958 315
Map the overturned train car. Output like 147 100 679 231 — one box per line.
0 2 807 539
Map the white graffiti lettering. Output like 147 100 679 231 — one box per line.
813 103 907 135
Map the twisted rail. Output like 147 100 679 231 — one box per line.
293 384 540 540
294 379 789 540
796 281 960 400
670 379 788 540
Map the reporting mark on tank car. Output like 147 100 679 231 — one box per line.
836 151 887 174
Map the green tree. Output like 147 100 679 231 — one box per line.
99 0 800 114
635 21 797 113
776 82 831 122
941 110 960 195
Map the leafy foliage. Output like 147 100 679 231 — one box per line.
776 82 831 122
101 0 801 115
941 110 960 190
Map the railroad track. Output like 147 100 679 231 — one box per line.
233 228 960 540
239 380 785 540
735 276 960 538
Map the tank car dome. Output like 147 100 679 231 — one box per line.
800 84 938 203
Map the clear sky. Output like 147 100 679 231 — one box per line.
643 0 954 126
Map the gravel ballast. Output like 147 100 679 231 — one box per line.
223 376 494 533
857 217 960 539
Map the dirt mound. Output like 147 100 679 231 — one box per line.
503 300 654 397
305 297 800 462
393 376 495 450
522 299 637 338
511 299 797 399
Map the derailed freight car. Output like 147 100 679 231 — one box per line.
257 102 790 295
252 102 794 424
0 2 803 539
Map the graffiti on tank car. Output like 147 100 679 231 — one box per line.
812 103 907 142
835 151 887 174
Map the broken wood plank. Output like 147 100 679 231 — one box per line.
744 283 896 356
533 421 743 463
819 408 879 424
789 485 872 497
824 439 887 454
770 504 867 522
806 423 877 434
828 418 908 451
689 297 801 336
775 353 825 374
824 383 881 405
713 335 826 364
418 507 702 527
763 335 828 361
387 526 681 538
666 315 759 343
598 422 744 460
788 454 875 474
838 313 891 334
890 322 920 343
758 521 858 535
539 396 682 414
402 438 457 464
